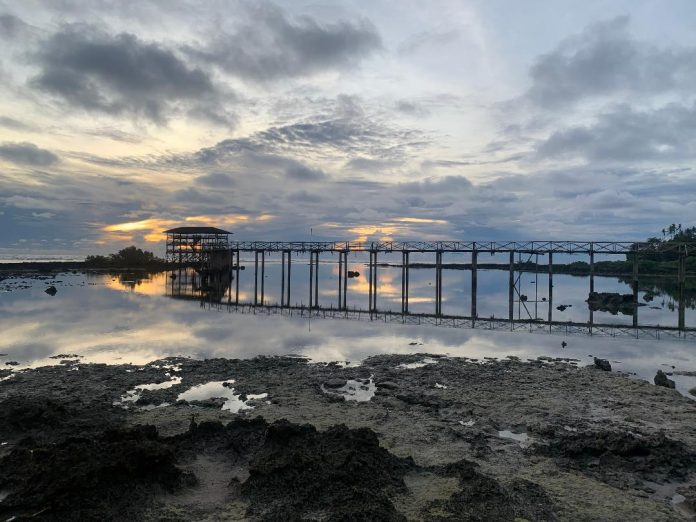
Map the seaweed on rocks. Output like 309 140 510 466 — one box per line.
0 425 184 521
241 420 415 521
534 429 696 486
424 459 557 521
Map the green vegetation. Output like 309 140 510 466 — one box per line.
84 246 168 268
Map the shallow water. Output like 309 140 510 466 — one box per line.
1 265 696 397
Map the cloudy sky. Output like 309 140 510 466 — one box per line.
1 0 696 257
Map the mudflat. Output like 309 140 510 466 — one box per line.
1 354 695 521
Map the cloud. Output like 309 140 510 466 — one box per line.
525 16 696 108
537 102 696 162
397 28 459 55
0 116 35 131
0 13 29 40
0 142 59 166
185 2 381 82
29 25 231 125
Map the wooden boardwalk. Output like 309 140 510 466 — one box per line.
221 240 694 331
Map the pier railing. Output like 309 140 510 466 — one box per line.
230 240 696 255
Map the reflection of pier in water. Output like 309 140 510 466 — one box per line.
196 303 696 341
168 240 696 337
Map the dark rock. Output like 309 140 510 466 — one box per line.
347 270 360 278
654 370 676 389
428 459 558 521
4 361 19 366
0 424 183 519
323 378 347 389
44 285 57 296
533 429 694 485
594 358 612 371
376 381 399 390
586 291 643 316
241 421 413 521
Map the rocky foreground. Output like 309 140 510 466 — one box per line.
1 354 696 521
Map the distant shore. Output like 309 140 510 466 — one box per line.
0 261 173 273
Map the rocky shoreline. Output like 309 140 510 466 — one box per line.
1 354 696 520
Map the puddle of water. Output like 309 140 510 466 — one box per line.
459 419 475 427
322 376 376 402
672 493 696 518
176 380 267 412
498 430 533 447
398 358 439 369
114 376 183 408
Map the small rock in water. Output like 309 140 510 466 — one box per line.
654 370 676 389
5 361 19 366
45 286 57 296
556 305 570 312
594 358 612 371
561 341 567 348
347 271 360 278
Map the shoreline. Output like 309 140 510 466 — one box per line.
2 354 696 520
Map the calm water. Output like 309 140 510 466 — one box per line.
2 253 696 396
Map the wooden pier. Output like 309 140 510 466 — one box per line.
221 240 695 332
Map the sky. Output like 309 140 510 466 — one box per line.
1 0 696 257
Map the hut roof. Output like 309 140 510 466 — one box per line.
164 227 232 234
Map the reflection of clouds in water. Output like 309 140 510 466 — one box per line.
1 271 696 396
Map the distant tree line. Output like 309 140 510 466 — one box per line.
628 224 696 262
84 246 168 268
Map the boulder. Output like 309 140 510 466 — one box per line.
347 271 360 278
323 378 347 389
654 370 676 389
45 286 57 296
594 358 612 371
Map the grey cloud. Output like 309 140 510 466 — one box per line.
186 2 381 82
537 103 696 162
0 116 34 131
0 13 29 39
526 16 696 108
285 163 326 181
196 172 237 188
30 25 230 124
0 142 59 166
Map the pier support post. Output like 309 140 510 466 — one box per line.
679 251 686 330
235 249 240 304
402 251 410 313
260 251 265 305
338 251 343 309
254 251 259 305
309 252 314 309
435 251 443 316
286 251 291 306
471 246 478 319
314 252 319 309
633 253 639 328
548 252 553 324
508 251 514 322
281 251 286 307
342 251 348 310
368 250 378 312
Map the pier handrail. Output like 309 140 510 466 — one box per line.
229 240 696 255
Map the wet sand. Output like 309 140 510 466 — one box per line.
1 354 696 520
